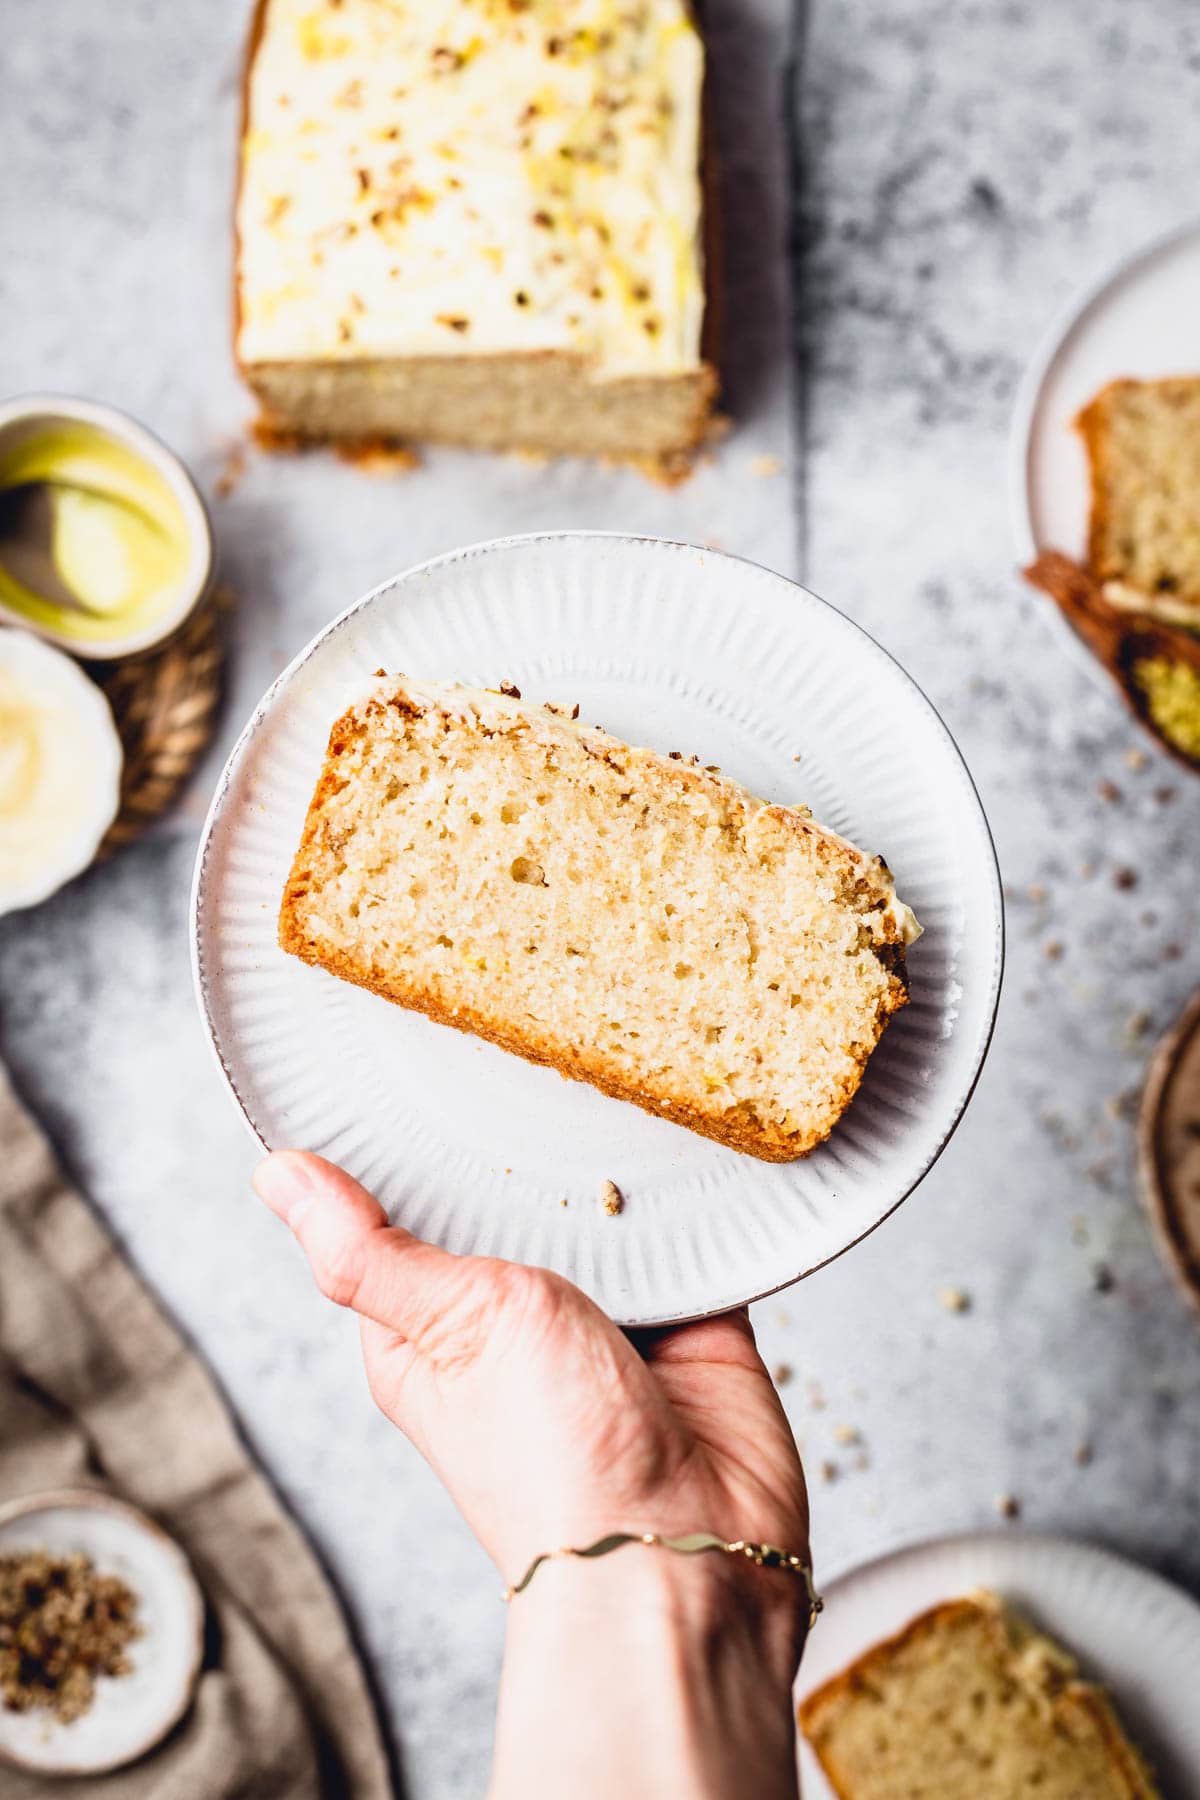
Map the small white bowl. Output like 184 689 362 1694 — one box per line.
0 393 213 660
0 1489 205 1776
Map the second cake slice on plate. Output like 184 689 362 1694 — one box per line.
279 677 918 1161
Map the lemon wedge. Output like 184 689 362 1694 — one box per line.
52 485 180 618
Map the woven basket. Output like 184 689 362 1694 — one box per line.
92 589 229 858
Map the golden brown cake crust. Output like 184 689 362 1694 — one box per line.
1079 377 1128 582
278 690 909 1163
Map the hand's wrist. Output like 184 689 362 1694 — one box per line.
493 1547 802 1799
505 1532 809 1686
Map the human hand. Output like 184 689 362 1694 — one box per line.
255 1150 812 1798
254 1151 811 1661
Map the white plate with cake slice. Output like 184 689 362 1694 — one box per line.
191 531 1002 1326
1010 219 1200 688
796 1531 1200 1798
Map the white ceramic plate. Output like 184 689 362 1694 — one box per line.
0 1490 204 1776
796 1531 1200 1797
192 532 1002 1327
1010 220 1200 684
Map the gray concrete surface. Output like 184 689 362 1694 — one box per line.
3 1 1199 1793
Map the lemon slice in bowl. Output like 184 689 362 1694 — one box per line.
0 629 122 916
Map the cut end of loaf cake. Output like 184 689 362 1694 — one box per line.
244 355 718 462
279 678 917 1161
1078 377 1200 628
798 1592 1161 1800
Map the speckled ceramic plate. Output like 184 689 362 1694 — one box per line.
1010 220 1200 686
191 532 1002 1327
796 1531 1200 1796
0 1490 204 1776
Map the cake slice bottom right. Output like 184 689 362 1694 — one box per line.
798 1591 1160 1799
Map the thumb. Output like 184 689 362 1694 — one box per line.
252 1151 460 1341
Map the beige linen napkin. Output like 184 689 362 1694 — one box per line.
0 1064 393 1799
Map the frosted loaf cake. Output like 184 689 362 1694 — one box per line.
236 0 716 459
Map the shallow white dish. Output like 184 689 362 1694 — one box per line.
796 1531 1200 1796
192 532 1002 1327
0 1489 204 1776
1010 220 1200 685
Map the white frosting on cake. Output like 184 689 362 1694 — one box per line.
237 0 706 379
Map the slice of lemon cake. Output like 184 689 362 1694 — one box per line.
278 678 918 1161
236 0 715 460
798 1593 1160 1800
1078 377 1200 629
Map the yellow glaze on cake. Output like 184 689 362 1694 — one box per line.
237 0 706 381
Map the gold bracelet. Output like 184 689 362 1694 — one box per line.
502 1530 823 1627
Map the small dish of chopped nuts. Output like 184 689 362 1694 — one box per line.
0 1489 204 1776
